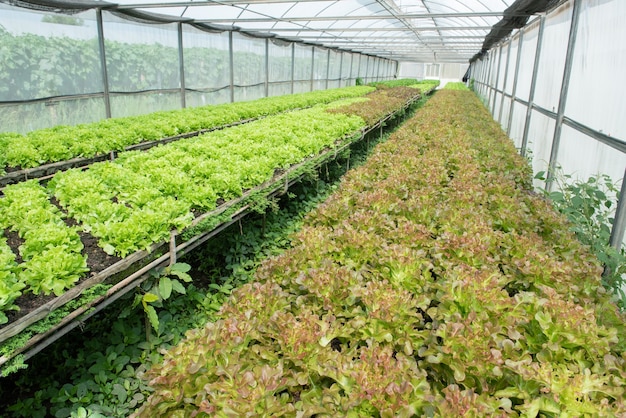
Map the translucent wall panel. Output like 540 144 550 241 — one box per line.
328 50 342 89
500 94 511 130
340 53 352 87
312 47 329 91
109 92 181 119
496 45 509 93
493 91 503 122
526 110 556 188
268 39 293 97
0 5 102 101
515 19 540 102
504 35 520 95
102 12 180 117
509 101 528 149
566 0 626 141
182 26 230 107
103 13 179 93
293 44 312 93
0 5 105 132
0 98 106 134
233 32 265 102
533 2 572 112
360 56 371 83
558 126 626 184
351 54 362 81
486 50 498 110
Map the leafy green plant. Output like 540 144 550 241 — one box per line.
0 180 87 300
132 263 193 339
536 169 626 306
443 81 470 90
1 85 374 170
135 90 626 417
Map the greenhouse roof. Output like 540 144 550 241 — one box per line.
114 0 517 62
12 0 563 63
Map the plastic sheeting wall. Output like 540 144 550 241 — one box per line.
471 0 626 192
0 3 395 134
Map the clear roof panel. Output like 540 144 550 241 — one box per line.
113 0 519 62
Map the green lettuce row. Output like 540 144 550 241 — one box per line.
134 90 626 416
0 181 88 299
443 82 470 90
50 103 366 258
0 86 375 172
0 236 23 325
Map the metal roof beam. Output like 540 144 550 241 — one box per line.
116 0 335 7
241 26 494 32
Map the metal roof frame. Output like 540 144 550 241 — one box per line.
6 0 565 62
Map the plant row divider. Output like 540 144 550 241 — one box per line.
0 92 421 369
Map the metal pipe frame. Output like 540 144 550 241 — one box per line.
491 45 503 116
546 0 581 192
178 22 187 108
520 15 545 158
96 9 112 119
506 29 524 137
498 39 513 125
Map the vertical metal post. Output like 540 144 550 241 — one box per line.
325 49 330 90
498 39 513 125
290 43 295 94
507 29 525 136
349 53 354 85
364 55 370 84
338 51 343 88
310 47 315 92
520 15 546 158
96 9 111 119
485 54 493 105
177 22 186 109
546 0 581 192
609 168 626 251
491 45 503 116
264 38 269 97
229 31 234 103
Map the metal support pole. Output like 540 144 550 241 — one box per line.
338 52 343 88
229 31 234 103
291 43 295 94
609 168 626 251
491 45 503 116
507 29 525 137
177 22 186 109
264 38 269 97
349 53 354 85
364 55 370 84
498 39 513 125
520 15 546 158
96 9 111 119
325 49 330 90
310 47 315 92
546 0 581 192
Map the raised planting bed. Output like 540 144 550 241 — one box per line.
0 86 423 374
134 90 626 417
0 85 375 185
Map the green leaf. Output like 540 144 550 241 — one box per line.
159 276 172 300
111 383 128 404
142 292 159 304
170 263 191 274
144 305 159 332
171 279 186 295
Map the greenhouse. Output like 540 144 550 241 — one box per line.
0 0 625 416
